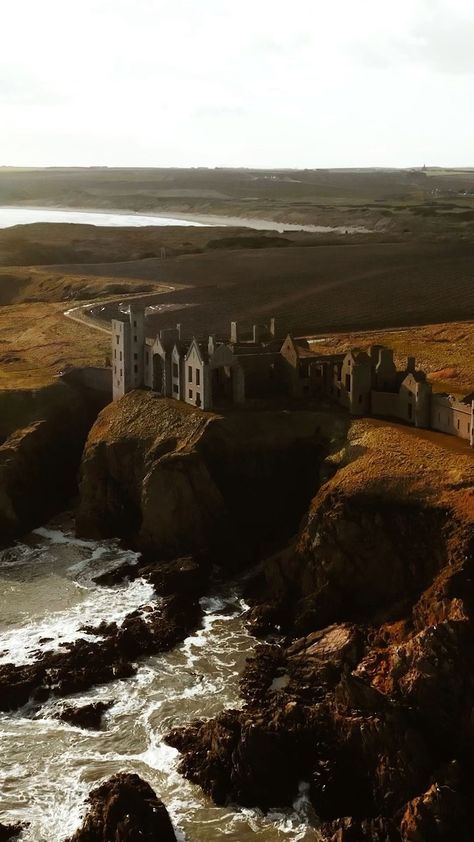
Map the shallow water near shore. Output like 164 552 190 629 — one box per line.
0 205 371 234
0 207 209 229
0 527 320 841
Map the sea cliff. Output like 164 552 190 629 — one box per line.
0 381 106 541
167 418 474 840
76 391 343 561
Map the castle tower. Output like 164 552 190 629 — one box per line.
111 306 146 401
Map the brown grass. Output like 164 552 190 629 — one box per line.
0 264 171 306
332 417 474 520
0 302 109 390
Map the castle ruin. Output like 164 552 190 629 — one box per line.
111 307 474 447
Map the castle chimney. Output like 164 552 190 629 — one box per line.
176 323 182 339
253 324 263 344
269 317 276 337
369 344 383 366
378 347 394 367
230 321 239 343
208 334 216 356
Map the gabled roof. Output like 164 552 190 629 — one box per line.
171 340 189 357
280 334 314 358
185 337 209 363
403 370 427 384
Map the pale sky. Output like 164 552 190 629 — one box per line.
1 0 473 168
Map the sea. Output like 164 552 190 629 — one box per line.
0 525 320 841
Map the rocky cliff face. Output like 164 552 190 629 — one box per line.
167 419 474 839
0 382 104 541
261 420 474 634
76 392 342 561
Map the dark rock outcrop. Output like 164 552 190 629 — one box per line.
76 393 339 560
0 382 106 541
0 557 205 712
166 419 474 837
58 701 112 730
65 773 176 842
0 823 27 842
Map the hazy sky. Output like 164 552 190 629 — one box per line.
1 0 473 168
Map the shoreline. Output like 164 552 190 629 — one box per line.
0 203 373 234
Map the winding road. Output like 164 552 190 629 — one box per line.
63 284 176 335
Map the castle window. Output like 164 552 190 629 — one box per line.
114 365 116 374
116 336 119 344
173 363 179 378
196 368 200 386
134 364 138 374
173 384 178 394
134 353 138 360
188 366 193 383
189 389 193 399
114 350 116 359
133 320 137 328
120 369 122 377
457 419 460 430
346 374 351 391
120 351 122 361
134 336 137 343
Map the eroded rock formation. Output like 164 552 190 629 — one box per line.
0 381 106 541
76 392 340 560
166 419 474 839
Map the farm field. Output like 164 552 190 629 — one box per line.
82 240 474 338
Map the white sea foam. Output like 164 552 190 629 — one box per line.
0 576 154 665
0 529 319 841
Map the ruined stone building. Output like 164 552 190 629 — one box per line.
112 307 283 409
281 336 474 446
112 308 473 446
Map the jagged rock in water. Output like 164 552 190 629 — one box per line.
0 564 203 712
0 823 27 842
58 701 112 730
65 773 176 841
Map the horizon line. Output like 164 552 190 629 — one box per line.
2 164 474 172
